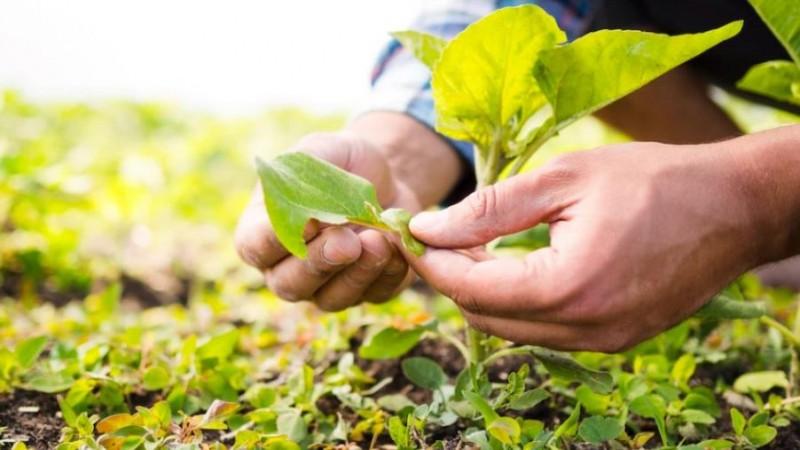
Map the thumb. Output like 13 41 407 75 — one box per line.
409 170 571 248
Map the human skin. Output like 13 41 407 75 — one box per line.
408 125 800 352
235 65 800 346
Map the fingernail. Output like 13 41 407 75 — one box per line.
409 211 443 234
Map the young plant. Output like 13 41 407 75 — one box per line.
257 5 751 362
737 0 800 106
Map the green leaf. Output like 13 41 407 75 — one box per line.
738 61 800 106
277 410 308 444
577 416 623 444
693 440 734 449
507 388 549 411
142 366 170 391
388 416 409 448
487 417 521 445
430 5 565 155
533 21 742 131
15 336 48 369
630 394 668 446
463 390 499 423
670 354 696 386
494 224 549 250
196 329 239 361
24 371 74 393
391 31 447 70
401 356 446 390
745 425 778 448
256 153 423 258
553 403 581 439
694 295 766 320
747 0 800 64
733 371 789 393
681 409 716 425
359 325 426 360
379 208 425 256
731 408 746 436
529 347 613 394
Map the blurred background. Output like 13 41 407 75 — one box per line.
1 1 798 309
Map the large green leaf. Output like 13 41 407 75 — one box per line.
748 0 800 64
694 294 766 320
256 153 423 258
391 31 447 70
401 356 446 390
738 61 800 106
430 5 565 155
533 21 742 131
359 325 427 360
529 348 613 395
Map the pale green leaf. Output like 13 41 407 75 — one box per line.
529 347 613 394
359 325 425 360
630 394 668 446
553 403 581 439
730 408 746 436
534 21 742 130
694 294 766 320
733 370 789 393
401 356 445 390
748 0 800 64
142 366 170 391
507 388 549 411
577 416 622 444
391 31 447 70
463 391 499 423
745 425 778 448
15 336 48 369
738 60 800 106
670 354 696 386
487 417 521 445
431 5 565 154
277 410 308 443
24 371 75 393
256 153 423 258
681 409 716 425
197 329 239 361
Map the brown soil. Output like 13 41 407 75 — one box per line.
0 390 63 449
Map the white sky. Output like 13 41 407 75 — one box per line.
0 1 425 114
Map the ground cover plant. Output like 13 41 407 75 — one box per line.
2 4 800 450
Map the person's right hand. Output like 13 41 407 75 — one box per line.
235 131 421 311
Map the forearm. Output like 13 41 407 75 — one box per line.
596 66 740 144
727 125 800 263
348 111 464 208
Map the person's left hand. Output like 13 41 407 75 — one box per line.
406 141 782 352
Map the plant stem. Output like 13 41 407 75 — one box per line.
483 345 536 367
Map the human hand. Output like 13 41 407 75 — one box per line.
407 141 785 352
235 131 420 311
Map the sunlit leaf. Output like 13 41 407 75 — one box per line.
391 31 447 70
142 366 170 391
738 61 800 106
747 0 800 63
487 417 521 445
15 336 48 369
359 325 427 360
733 371 789 393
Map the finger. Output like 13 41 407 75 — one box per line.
361 244 412 303
409 162 578 248
313 230 393 311
235 187 320 270
409 246 562 319
460 310 591 351
266 226 361 301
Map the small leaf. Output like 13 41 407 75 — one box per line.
577 416 623 444
553 403 581 439
681 408 716 425
630 394 668 446
670 354 696 386
15 336 48 369
277 410 308 444
487 417 521 445
142 366 170 391
379 208 425 256
463 391 499 423
401 357 445 390
196 329 239 361
738 61 800 106
695 295 766 320
696 439 735 449
507 388 549 411
256 153 423 258
391 30 447 70
24 371 74 393
745 425 778 448
733 371 789 393
97 414 137 434
201 400 240 425
529 347 613 394
387 416 408 448
359 326 426 360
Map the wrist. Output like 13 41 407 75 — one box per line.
347 111 464 208
723 125 800 264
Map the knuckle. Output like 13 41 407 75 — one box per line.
466 185 499 222
541 153 584 181
266 275 303 302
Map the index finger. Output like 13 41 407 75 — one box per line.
409 246 561 319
